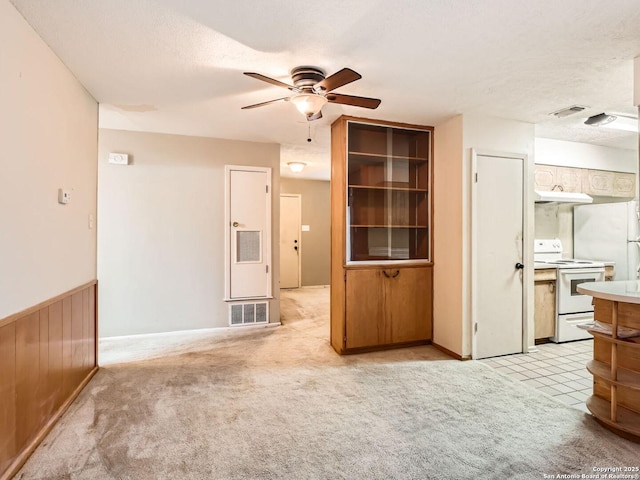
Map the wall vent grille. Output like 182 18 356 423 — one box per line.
229 301 269 326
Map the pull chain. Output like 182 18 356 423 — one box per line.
307 122 312 143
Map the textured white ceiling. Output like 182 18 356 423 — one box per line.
10 0 640 180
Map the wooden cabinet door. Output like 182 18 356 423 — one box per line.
534 281 555 339
345 269 384 349
385 267 432 343
534 165 557 191
583 170 614 196
555 167 582 193
612 172 636 198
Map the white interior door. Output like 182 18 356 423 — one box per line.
227 167 271 299
473 154 524 359
280 194 301 289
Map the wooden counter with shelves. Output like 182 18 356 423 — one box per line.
577 281 640 442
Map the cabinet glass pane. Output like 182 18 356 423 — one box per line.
347 122 430 262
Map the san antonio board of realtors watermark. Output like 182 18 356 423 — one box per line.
543 467 640 479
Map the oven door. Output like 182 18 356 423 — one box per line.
557 267 605 314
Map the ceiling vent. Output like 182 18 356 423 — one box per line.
549 105 588 118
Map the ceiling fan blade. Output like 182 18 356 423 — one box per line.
326 93 381 109
315 68 361 92
244 72 295 90
306 111 323 121
241 97 289 109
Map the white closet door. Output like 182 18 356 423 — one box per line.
227 167 271 299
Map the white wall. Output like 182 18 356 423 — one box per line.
535 138 637 173
0 1 98 319
98 129 280 337
634 56 640 107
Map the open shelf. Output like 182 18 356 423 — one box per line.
587 360 640 391
586 396 640 437
584 298 640 442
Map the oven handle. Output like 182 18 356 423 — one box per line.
557 267 605 276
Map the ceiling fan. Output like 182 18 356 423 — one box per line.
241 66 381 121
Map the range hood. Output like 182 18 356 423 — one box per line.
534 190 593 204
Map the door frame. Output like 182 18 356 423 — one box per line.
224 165 272 300
470 149 534 359
280 193 302 289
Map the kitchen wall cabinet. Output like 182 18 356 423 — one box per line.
330 116 433 354
534 268 556 340
534 164 636 198
535 166 583 193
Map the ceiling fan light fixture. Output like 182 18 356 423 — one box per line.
584 113 617 126
290 93 327 117
287 162 306 173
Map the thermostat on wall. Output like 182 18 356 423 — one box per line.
58 188 71 204
108 152 129 165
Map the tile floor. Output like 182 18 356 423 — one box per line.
479 339 594 413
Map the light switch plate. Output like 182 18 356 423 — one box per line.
302 225 310 232
108 152 129 165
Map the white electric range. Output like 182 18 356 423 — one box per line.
534 239 605 342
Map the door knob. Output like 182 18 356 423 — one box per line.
232 221 239 227
294 246 298 251
515 263 524 270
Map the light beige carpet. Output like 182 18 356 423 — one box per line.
16 287 640 479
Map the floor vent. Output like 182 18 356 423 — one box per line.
229 301 269 326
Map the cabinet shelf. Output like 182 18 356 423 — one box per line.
587 360 640 391
586 396 640 437
350 225 428 228
348 151 428 162
348 185 428 192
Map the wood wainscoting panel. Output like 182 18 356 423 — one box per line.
15 312 41 449
48 301 64 414
0 323 17 475
62 296 73 401
0 280 98 480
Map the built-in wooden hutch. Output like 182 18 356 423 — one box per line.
330 116 434 354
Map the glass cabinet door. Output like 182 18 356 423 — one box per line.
346 122 430 263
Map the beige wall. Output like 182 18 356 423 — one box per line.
0 1 98 319
280 178 330 286
98 129 280 337
433 115 465 356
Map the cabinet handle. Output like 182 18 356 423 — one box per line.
392 270 400 278
549 283 555 293
382 270 390 278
